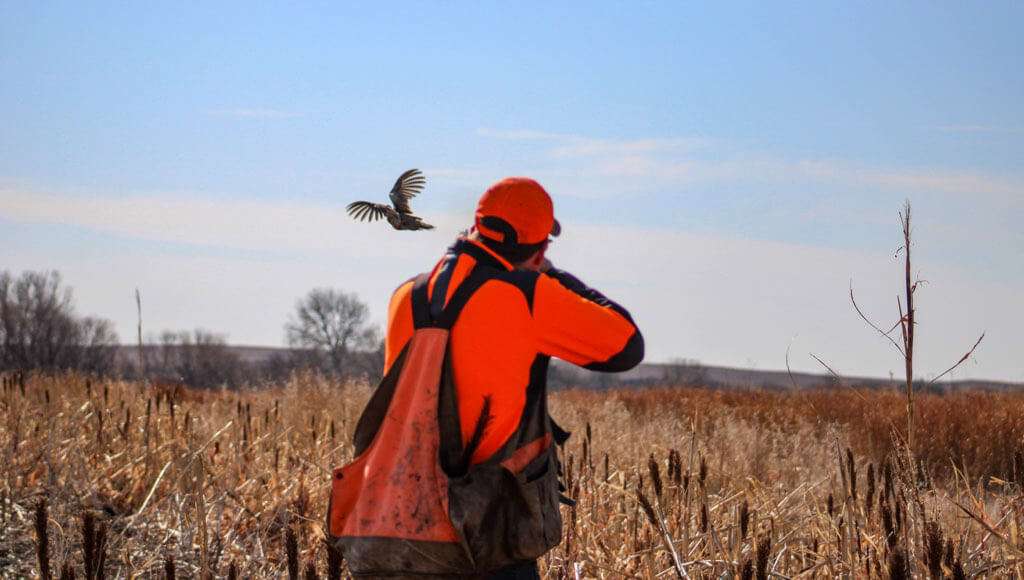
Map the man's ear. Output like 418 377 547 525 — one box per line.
527 243 548 269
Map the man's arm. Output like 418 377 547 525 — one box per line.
531 267 644 372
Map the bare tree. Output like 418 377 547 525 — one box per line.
812 200 984 453
355 338 386 382
145 329 245 388
75 316 119 374
0 270 118 373
285 289 378 377
662 357 708 386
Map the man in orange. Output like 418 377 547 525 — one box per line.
384 177 644 578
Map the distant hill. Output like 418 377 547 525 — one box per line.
114 345 1021 391
548 359 1020 391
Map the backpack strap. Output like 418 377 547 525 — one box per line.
411 266 493 330
410 274 433 329
435 270 491 329
429 253 460 323
409 265 495 475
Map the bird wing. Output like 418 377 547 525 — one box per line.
346 201 396 223
389 168 425 214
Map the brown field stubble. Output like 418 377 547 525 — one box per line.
2 373 1023 578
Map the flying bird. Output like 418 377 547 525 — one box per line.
346 168 434 231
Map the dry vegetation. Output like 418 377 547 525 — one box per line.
2 372 1023 578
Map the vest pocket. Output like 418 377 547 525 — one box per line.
447 447 562 571
512 448 563 555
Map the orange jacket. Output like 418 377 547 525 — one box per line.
385 236 643 464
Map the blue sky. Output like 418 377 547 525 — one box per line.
2 2 1022 380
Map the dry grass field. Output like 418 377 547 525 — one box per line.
2 372 1023 578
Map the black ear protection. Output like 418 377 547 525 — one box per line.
478 216 547 264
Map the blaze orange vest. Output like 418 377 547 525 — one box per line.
327 271 568 576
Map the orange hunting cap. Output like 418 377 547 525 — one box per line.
475 177 561 246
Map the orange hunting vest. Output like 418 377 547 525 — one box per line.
327 271 564 576
385 238 643 464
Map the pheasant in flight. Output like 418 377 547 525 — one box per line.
346 169 434 231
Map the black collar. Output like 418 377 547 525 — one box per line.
450 238 513 272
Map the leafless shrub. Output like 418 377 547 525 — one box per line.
661 357 708 386
285 288 380 379
144 329 245 388
0 270 118 374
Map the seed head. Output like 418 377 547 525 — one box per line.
755 536 772 580
648 454 663 500
739 499 750 539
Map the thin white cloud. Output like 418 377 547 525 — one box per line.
207 108 302 120
476 128 1024 201
790 159 1023 198
0 187 468 257
557 221 1016 381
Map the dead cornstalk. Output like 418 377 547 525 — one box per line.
899 203 915 455
847 200 983 456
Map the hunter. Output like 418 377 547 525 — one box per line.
329 176 644 579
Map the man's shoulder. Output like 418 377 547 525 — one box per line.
391 268 541 309
476 268 540 310
390 275 420 302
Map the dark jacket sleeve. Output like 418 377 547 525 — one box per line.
532 268 644 372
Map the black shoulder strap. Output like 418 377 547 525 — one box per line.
410 273 432 329
410 268 493 330
430 253 458 322
435 270 490 328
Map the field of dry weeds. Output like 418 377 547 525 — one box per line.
2 372 1023 578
